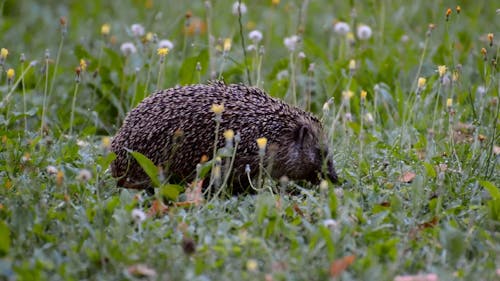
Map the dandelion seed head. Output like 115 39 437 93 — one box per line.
283 35 300 51
77 169 92 182
247 44 257 52
232 2 247 15
158 39 174 50
298 52 306 59
357 24 372 40
333 21 350 35
131 208 147 223
120 42 137 56
131 23 145 37
248 30 263 43
365 112 374 124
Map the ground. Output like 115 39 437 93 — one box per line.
0 0 499 280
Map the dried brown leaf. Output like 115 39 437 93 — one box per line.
329 255 356 277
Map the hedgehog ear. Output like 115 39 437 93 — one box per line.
294 125 311 147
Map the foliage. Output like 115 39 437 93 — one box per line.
0 0 499 280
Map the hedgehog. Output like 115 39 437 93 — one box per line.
110 80 337 193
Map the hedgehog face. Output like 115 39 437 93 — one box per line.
276 123 338 184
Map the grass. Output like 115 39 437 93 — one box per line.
0 0 499 280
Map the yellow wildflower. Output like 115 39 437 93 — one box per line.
79 59 87 71
101 24 110 36
246 259 258 272
223 38 231 52
438 65 447 77
101 136 111 150
0 48 8 59
417 77 426 88
348 59 356 71
487 33 494 46
272 0 280 6
446 98 453 108
211 104 224 115
342 90 354 100
223 129 234 141
157 47 169 57
6 68 14 80
256 137 267 151
360 90 367 101
456 6 461 14
146 32 154 42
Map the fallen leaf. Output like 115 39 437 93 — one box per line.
329 255 356 277
147 199 169 217
399 171 416 183
409 217 439 239
127 264 157 278
292 203 304 217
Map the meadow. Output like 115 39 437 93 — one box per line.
0 0 499 280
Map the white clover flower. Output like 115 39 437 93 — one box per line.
232 2 247 15
357 24 372 40
323 219 338 228
46 165 58 175
158 39 174 50
77 169 92 182
131 23 145 37
283 35 300 51
120 42 137 56
333 21 350 35
248 30 263 43
131 208 147 223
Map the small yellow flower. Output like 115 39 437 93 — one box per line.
0 48 8 59
360 90 367 101
79 59 87 71
101 24 110 36
246 259 258 272
6 68 14 80
481 47 487 57
101 136 111 150
438 65 447 77
56 170 64 186
256 137 268 151
446 98 453 108
272 0 280 6
417 77 426 88
223 129 234 141
157 47 169 57
342 90 354 100
445 8 452 20
452 71 459 82
487 33 494 46
211 104 224 115
348 59 356 71
223 38 231 52
146 32 154 42
456 6 461 14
